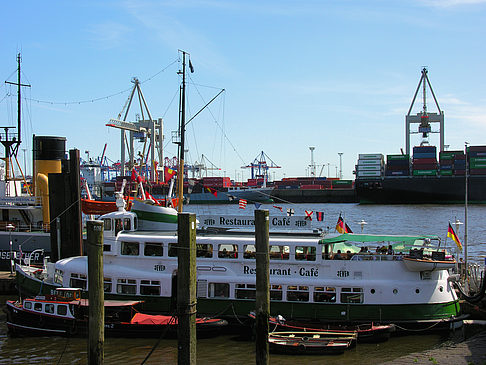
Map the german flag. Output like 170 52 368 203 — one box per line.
336 215 352 234
205 186 218 197
447 223 462 250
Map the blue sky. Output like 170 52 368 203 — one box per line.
2 0 486 181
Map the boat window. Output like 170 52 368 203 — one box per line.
134 217 138 230
45 303 54 314
34 302 43 311
144 242 163 257
124 218 131 230
235 283 256 300
115 218 123 235
313 286 336 303
168 243 178 257
104 278 112 293
218 244 238 259
270 284 283 301
196 280 208 298
196 244 213 258
117 279 137 295
24 301 32 309
103 244 111 252
70 273 87 289
340 287 363 304
295 246 316 261
54 269 64 285
270 245 290 260
287 285 309 302
209 283 230 298
103 218 112 232
140 280 161 296
243 244 256 259
57 305 68 316
121 241 139 256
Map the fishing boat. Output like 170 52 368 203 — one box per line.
268 330 357 355
4 287 227 337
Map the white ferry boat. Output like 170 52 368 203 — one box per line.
16 199 463 329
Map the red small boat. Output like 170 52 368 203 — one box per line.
81 197 178 215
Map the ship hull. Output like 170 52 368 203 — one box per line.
356 175 486 204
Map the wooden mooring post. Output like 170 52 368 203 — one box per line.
177 212 197 365
255 209 270 365
87 220 104 365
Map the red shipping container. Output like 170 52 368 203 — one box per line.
412 158 437 164
300 185 322 190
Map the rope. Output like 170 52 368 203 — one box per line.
56 335 70 365
25 59 178 105
140 313 177 365
393 319 444 332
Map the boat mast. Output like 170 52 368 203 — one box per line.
3 53 30 185
464 142 468 270
177 51 188 213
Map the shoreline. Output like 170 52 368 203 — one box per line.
380 330 486 365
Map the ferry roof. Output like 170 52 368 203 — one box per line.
319 233 439 245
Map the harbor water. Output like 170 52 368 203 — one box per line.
1 203 485 364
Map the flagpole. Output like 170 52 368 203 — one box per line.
464 142 469 271
177 51 188 213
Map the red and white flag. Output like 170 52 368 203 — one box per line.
305 210 313 220
239 199 247 209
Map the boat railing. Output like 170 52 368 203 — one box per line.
0 221 50 233
349 253 402 261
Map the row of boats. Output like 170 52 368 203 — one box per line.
3 190 466 355
4 285 395 355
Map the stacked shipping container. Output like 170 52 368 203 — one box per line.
385 155 410 176
412 146 438 176
355 154 384 178
439 150 465 176
468 145 486 175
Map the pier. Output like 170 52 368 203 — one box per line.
0 271 16 294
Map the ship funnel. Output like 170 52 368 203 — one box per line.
33 136 66 225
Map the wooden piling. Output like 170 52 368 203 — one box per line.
177 212 197 365
87 220 104 365
255 209 270 365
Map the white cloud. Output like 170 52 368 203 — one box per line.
87 21 132 49
418 0 486 7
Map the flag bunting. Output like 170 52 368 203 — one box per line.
239 199 247 209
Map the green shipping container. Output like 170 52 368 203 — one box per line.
413 170 437 176
332 180 353 185
469 157 486 163
387 154 410 161
439 170 453 176
470 162 486 169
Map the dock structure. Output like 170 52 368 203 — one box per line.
0 271 16 294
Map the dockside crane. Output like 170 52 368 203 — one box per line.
242 151 281 182
406 67 444 155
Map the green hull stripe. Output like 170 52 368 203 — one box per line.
131 209 178 224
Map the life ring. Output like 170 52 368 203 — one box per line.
302 336 309 342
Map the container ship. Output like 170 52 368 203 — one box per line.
355 68 486 204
